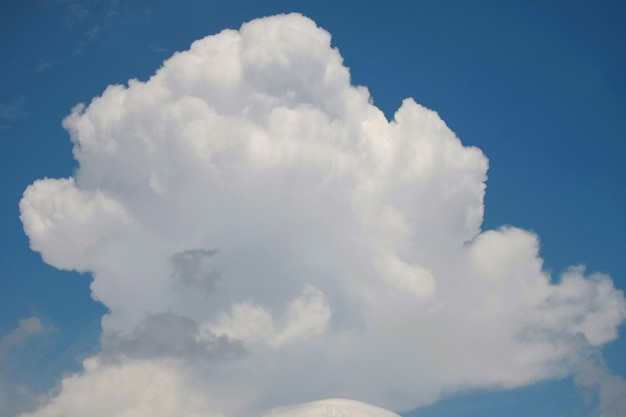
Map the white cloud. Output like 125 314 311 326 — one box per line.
17 357 227 417
202 285 331 348
20 177 131 272
260 399 401 417
18 12 626 417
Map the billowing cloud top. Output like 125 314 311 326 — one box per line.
18 13 626 417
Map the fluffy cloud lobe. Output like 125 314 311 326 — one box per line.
19 13 626 417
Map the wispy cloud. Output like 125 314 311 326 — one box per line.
64 0 90 24
85 24 100 41
0 317 43 359
0 96 27 122
104 0 119 24
149 45 169 53
40 0 120 55
37 0 92 25
575 353 626 417
74 24 100 54
0 316 57 416
34 59 64 73
34 62 54 73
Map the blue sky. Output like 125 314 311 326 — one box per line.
1 1 625 416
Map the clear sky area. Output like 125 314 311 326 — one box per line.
1 1 625 417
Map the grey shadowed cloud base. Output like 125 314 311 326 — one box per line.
16 13 626 417
100 312 244 363
170 248 222 293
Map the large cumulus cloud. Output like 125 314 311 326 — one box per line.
18 13 626 417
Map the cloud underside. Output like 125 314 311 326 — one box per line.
18 13 626 417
